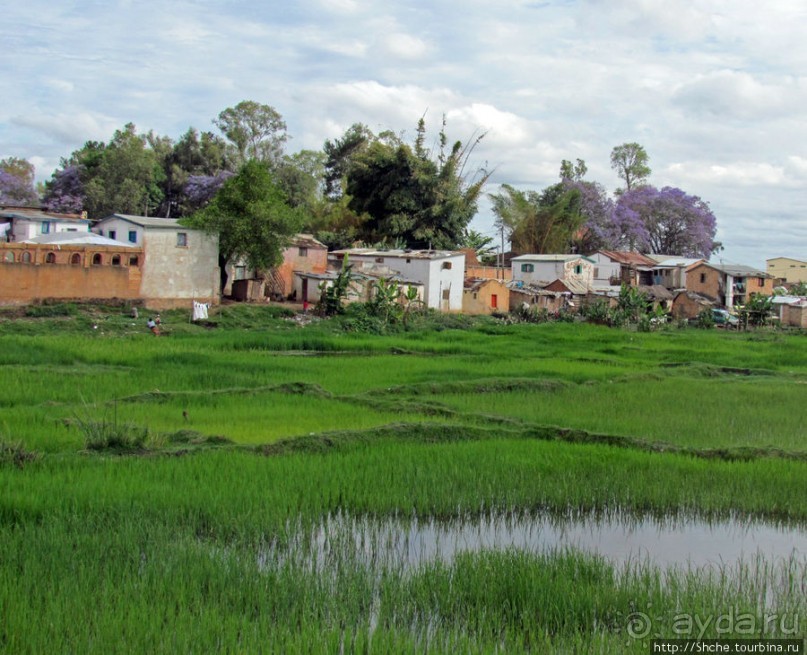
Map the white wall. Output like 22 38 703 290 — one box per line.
512 257 594 287
347 252 465 311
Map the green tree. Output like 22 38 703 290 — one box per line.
559 158 587 182
345 116 490 249
214 101 288 167
490 183 585 255
183 160 303 292
610 142 651 193
323 123 375 199
460 229 496 262
82 123 165 218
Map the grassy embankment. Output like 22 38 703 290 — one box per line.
0 304 805 653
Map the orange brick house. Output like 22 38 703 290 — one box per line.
687 262 774 310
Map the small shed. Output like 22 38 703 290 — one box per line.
672 290 715 320
463 278 509 315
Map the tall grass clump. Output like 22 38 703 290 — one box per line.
73 402 149 452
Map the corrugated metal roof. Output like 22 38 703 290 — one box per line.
512 254 595 263
0 206 89 223
700 262 771 278
331 248 461 260
21 232 137 247
99 214 184 229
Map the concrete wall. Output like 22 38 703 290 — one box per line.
782 304 807 328
0 243 142 304
138 228 220 308
465 265 512 281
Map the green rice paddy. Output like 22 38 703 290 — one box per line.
0 306 805 653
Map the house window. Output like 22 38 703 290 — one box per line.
473 292 478 299
41 221 50 234
442 261 453 270
108 230 116 240
757 278 765 287
593 267 600 278
112 255 121 266
3 251 14 263
98 230 103 236
442 289 450 300
375 257 384 263
574 264 582 275
521 263 534 273
128 231 137 243
129 255 139 266
71 253 81 265
298 247 308 257
45 252 56 264
21 251 32 263
491 294 498 309
406 258 411 263
176 232 188 247
92 253 102 266
700 273 706 283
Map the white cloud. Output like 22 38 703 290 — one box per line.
666 161 790 188
382 33 431 60
10 111 120 146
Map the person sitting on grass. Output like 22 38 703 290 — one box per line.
146 317 160 336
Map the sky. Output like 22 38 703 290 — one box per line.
2 0 806 269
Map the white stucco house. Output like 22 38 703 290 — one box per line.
93 214 220 308
1 206 91 242
511 254 595 288
329 248 466 311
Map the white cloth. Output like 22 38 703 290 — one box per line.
192 301 209 321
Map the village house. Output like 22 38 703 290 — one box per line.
511 254 595 288
329 248 465 312
294 267 424 308
463 278 509 315
94 214 219 308
588 250 657 289
645 255 703 290
766 257 807 284
686 261 774 310
226 234 328 300
1 206 91 242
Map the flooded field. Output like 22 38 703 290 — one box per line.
271 510 807 583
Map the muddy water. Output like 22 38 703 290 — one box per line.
300 511 807 571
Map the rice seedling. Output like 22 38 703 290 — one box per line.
1 306 805 652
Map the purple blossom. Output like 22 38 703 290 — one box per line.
44 165 85 213
184 171 234 210
0 170 38 206
612 186 718 258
